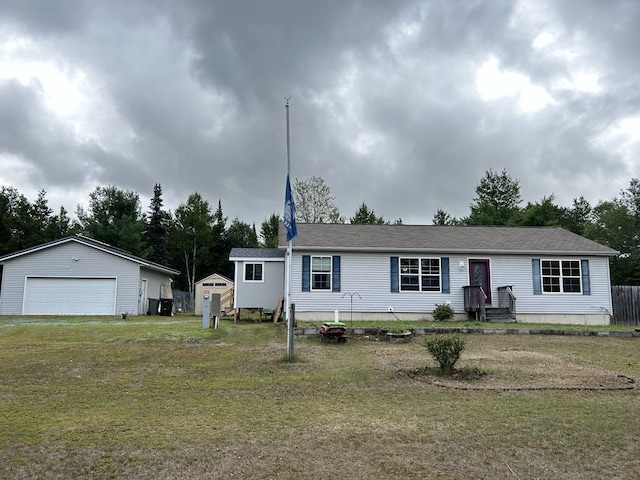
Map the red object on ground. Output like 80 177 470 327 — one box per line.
319 323 347 343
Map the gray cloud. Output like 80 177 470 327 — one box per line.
0 0 638 226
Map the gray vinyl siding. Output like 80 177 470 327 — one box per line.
497 255 613 315
234 260 284 309
291 252 465 314
140 267 172 310
142 268 172 300
0 242 170 315
290 252 613 315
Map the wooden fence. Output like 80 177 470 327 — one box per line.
611 286 640 325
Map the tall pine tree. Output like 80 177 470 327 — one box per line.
142 184 172 265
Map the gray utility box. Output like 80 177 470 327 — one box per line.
202 292 221 328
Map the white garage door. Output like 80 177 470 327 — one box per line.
23 277 117 315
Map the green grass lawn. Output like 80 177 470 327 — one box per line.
1 316 639 479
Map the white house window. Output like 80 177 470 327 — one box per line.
400 257 441 292
244 263 263 282
541 260 581 293
311 256 331 290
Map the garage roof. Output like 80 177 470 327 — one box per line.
0 235 180 275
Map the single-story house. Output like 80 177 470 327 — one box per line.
194 273 234 315
229 248 284 312
232 223 618 325
0 235 180 316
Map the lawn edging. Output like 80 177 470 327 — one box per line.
294 326 640 339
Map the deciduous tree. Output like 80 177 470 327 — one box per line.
76 185 146 256
293 176 343 223
466 169 522 225
516 195 562 226
587 179 640 285
170 193 214 296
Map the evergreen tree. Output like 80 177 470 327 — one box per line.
49 206 77 239
0 186 28 254
0 188 72 254
29 190 54 245
260 213 280 248
558 197 593 236
226 218 259 250
142 183 172 265
432 209 459 225
208 199 229 277
350 202 386 224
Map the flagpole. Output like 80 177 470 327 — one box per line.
285 98 294 361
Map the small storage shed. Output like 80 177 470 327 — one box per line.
229 248 285 312
0 235 180 316
194 273 234 315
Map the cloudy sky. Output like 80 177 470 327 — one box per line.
1 0 639 227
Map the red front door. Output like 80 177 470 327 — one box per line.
469 259 491 304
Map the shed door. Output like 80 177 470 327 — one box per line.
23 277 117 315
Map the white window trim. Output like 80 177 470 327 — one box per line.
399 257 442 293
311 255 332 291
541 258 582 294
244 262 265 283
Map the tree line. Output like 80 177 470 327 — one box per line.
0 184 273 292
2 170 640 290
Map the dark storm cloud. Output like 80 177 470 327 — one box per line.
0 79 122 187
0 0 639 225
0 0 89 34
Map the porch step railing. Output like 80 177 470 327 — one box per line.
464 285 517 322
497 286 517 320
463 285 486 321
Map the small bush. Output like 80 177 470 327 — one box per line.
432 303 455 321
425 335 466 373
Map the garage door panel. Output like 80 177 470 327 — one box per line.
24 278 116 315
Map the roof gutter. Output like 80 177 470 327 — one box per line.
280 246 619 257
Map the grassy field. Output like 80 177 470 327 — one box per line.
1 316 639 479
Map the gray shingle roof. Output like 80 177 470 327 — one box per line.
278 224 617 256
0 234 181 274
229 248 285 259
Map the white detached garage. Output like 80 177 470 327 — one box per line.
0 235 180 316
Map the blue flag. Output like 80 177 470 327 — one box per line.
283 174 298 242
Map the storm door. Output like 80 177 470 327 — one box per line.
468 259 491 305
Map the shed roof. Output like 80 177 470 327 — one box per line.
0 235 180 275
195 272 234 284
278 224 618 256
229 248 285 260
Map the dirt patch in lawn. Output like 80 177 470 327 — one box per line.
377 346 637 391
